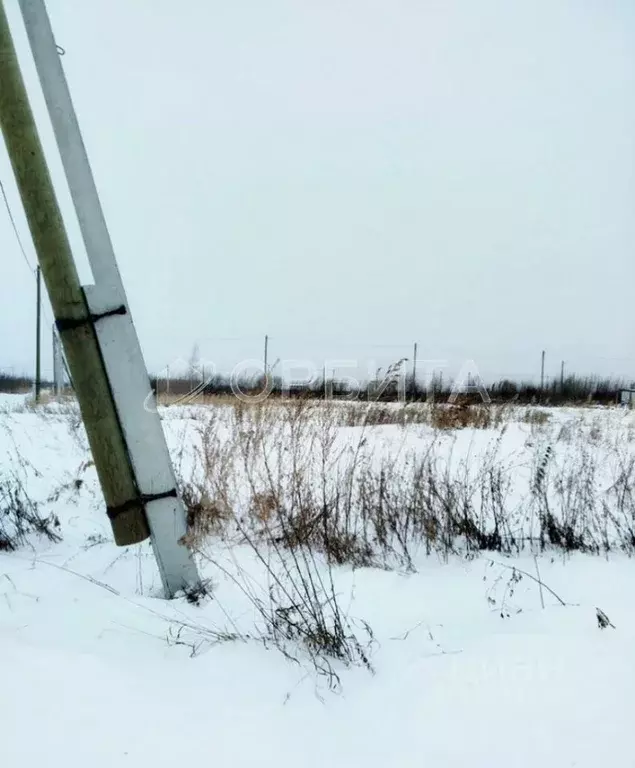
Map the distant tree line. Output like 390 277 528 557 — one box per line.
0 372 53 394
1 368 630 407
149 371 634 406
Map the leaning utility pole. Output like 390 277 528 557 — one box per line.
34 265 41 403
1 0 199 597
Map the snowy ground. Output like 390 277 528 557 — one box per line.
1 395 634 767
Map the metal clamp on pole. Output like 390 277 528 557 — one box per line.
56 303 127 333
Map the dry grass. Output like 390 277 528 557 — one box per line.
0 473 61 551
157 392 242 407
522 408 551 427
174 399 635 569
334 401 512 430
428 402 510 430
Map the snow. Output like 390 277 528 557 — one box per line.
0 391 31 410
1 395 634 767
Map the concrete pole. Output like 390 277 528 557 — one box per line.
34 265 41 403
17 0 200 597
0 0 148 544
17 0 127 295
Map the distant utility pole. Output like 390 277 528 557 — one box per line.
540 350 546 393
560 360 565 394
263 334 269 379
52 323 63 395
411 341 418 401
3 0 199 597
34 264 41 403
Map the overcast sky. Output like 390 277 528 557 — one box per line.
1 0 634 384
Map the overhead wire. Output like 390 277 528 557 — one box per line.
1 175 56 334
0 176 34 272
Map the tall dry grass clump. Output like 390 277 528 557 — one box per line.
177 399 635 570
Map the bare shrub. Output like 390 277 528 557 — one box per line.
604 455 635 552
174 400 375 679
528 429 625 554
180 482 232 548
0 474 61 551
193 537 374 688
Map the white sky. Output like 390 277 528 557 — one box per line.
1 0 634 384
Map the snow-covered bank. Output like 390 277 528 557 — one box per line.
1 397 634 766
2 544 633 767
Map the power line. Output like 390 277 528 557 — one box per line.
0 176 34 272
1 175 58 355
